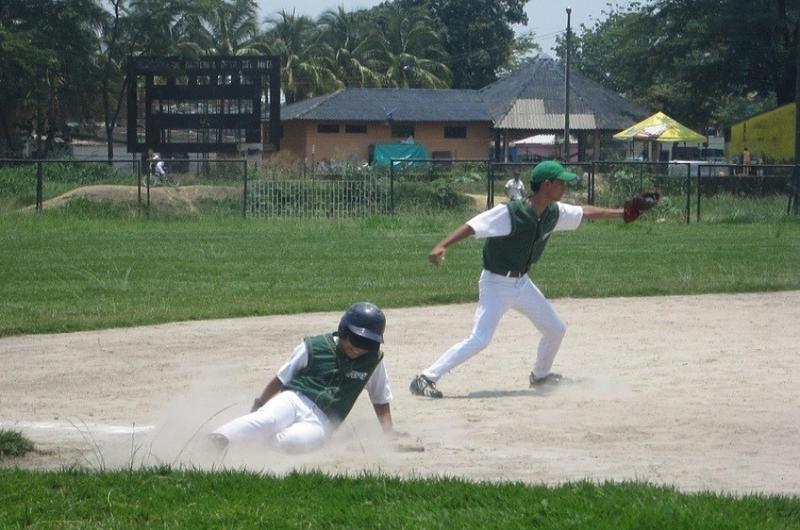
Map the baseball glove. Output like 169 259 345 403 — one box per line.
624 192 660 223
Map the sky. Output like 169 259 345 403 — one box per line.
256 1 623 56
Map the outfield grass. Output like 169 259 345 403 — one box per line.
0 468 797 529
1 210 798 336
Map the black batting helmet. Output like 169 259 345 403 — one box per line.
338 302 386 345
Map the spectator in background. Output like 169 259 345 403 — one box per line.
504 174 526 201
742 147 752 175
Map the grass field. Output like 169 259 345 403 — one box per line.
2 206 799 527
0 468 798 529
1 208 798 336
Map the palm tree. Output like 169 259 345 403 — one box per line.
373 5 451 88
182 0 261 56
317 7 383 88
260 9 336 103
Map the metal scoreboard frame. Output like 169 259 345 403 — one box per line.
126 55 281 154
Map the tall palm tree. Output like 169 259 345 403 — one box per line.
317 7 383 88
373 5 451 88
260 9 336 103
183 0 261 56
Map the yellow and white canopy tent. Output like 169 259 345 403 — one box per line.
614 111 705 161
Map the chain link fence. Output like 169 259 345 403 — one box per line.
2 157 798 222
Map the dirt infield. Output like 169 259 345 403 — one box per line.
2 291 799 495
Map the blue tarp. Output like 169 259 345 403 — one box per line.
371 143 430 169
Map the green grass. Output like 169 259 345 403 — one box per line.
0 430 34 460
0 469 797 529
1 211 798 336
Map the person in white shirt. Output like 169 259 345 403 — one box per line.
410 161 649 398
504 174 525 201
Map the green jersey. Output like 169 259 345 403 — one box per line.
482 200 560 274
285 333 383 425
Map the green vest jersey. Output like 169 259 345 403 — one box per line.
285 333 383 425
482 200 560 274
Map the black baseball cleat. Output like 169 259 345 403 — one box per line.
529 371 562 387
410 374 443 398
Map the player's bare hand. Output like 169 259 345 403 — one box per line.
428 246 446 266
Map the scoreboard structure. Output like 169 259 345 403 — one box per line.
127 55 281 154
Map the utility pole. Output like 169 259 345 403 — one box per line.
794 15 799 214
563 6 572 162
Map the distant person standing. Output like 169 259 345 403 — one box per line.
742 147 751 175
504 174 526 201
148 152 166 185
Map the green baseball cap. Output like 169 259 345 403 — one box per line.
530 160 577 185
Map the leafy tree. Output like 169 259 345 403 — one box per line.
372 4 450 88
561 0 798 129
317 7 383 88
497 31 542 76
0 0 104 157
182 0 261 56
397 0 528 88
260 9 337 103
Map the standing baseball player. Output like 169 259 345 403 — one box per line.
504 173 525 201
410 160 658 398
211 302 403 452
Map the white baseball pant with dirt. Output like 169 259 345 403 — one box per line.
421 269 566 381
212 390 332 453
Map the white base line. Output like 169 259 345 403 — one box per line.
1 421 155 435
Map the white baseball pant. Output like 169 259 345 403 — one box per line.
212 390 332 453
422 269 566 381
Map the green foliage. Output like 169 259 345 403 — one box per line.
395 179 472 212
397 0 528 88
0 162 134 210
0 430 34 460
0 469 798 529
601 168 657 205
563 0 799 128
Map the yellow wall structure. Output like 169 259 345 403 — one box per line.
275 121 491 163
728 102 796 163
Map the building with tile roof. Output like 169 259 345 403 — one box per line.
268 58 648 163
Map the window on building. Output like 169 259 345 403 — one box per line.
391 124 415 138
444 126 467 139
317 124 340 134
345 124 367 134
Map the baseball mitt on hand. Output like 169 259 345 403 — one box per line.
624 192 660 223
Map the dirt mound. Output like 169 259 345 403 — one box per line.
25 185 240 213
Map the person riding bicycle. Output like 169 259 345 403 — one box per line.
149 153 166 186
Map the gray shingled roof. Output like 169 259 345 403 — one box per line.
281 88 491 122
480 58 648 131
278 60 648 131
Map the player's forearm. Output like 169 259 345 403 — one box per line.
581 205 624 220
434 224 474 251
373 403 394 434
252 376 284 411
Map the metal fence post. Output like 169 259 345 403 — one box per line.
793 164 799 215
685 163 691 224
486 162 493 210
136 157 142 210
696 165 702 223
35 161 43 211
389 161 395 214
242 159 248 219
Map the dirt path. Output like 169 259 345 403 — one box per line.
24 185 240 213
2 292 799 495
